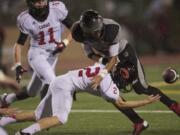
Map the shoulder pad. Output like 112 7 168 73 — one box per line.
103 24 119 43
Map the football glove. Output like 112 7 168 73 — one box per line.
15 65 27 83
52 41 66 55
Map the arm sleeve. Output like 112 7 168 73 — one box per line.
109 43 120 57
52 1 68 21
16 31 28 45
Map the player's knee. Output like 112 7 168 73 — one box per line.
55 113 69 124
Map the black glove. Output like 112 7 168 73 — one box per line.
52 41 66 55
16 65 27 83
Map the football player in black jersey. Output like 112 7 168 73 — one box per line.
71 9 180 135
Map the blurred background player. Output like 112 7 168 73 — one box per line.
0 26 20 92
0 63 160 135
71 9 180 135
0 0 73 108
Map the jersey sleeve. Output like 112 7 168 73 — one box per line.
51 1 68 21
16 12 29 34
109 43 120 57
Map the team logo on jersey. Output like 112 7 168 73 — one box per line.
39 23 50 29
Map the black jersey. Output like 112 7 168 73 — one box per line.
72 18 128 57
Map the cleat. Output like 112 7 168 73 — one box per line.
15 130 30 135
170 103 180 116
0 93 9 108
132 121 149 135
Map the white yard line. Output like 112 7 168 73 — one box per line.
71 110 173 113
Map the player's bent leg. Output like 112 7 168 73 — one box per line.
38 116 62 130
16 116 62 135
133 56 180 117
35 88 52 121
133 82 180 117
15 111 36 122
50 76 73 125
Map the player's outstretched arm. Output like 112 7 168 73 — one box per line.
92 56 118 90
114 94 160 109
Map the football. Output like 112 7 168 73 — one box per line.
162 67 179 84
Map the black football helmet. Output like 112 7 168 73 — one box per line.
112 61 137 93
79 9 103 38
26 0 49 22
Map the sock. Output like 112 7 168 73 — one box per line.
0 117 17 126
5 93 17 104
22 123 41 134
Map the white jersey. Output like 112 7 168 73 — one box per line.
52 63 120 102
69 64 113 92
35 63 120 123
17 1 68 50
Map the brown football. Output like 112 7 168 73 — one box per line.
162 67 179 83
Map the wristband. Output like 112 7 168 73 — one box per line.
62 39 69 46
11 62 21 71
98 69 108 78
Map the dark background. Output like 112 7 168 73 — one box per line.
0 0 180 55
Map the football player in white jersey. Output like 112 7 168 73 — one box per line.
0 63 160 135
0 0 73 107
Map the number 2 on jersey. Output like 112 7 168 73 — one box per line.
38 27 55 45
78 67 100 78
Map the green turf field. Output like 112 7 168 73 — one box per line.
2 65 180 135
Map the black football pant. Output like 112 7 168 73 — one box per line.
116 44 177 124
